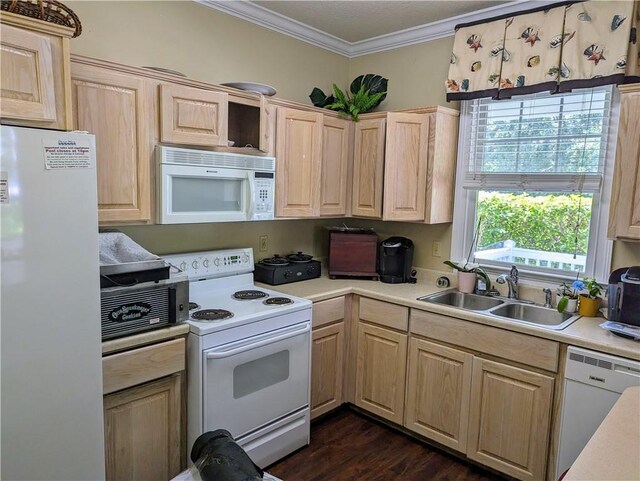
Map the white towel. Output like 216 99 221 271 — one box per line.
170 466 283 481
99 232 159 265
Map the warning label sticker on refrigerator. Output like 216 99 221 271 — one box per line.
43 139 93 169
0 172 8 204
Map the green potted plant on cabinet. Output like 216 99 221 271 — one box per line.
309 74 388 121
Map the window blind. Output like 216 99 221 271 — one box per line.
464 86 613 193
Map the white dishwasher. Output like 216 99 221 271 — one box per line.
556 346 640 480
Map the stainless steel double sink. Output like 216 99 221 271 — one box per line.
418 290 581 330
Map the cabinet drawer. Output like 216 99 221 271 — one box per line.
410 309 559 372
313 297 345 329
359 297 408 332
103 338 185 394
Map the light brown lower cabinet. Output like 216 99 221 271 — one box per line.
104 373 184 481
466 358 554 481
308 298 556 481
404 337 473 452
355 322 407 424
404 334 554 481
311 322 345 418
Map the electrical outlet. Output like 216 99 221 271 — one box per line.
432 241 442 258
259 235 268 252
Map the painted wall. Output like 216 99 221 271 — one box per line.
70 1 639 272
348 36 457 111
68 1 348 104
612 241 640 271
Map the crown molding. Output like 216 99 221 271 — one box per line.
196 0 560 58
196 0 352 56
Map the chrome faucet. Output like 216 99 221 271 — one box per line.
543 287 553 308
496 265 519 299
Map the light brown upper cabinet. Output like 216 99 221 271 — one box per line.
71 62 151 224
608 84 640 241
383 113 430 221
227 95 275 155
352 118 386 218
275 107 323 217
352 107 458 222
321 116 352 217
0 14 73 130
382 107 459 223
160 84 228 147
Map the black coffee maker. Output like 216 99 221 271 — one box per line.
608 266 640 325
378 237 414 284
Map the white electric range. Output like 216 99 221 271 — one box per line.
163 248 312 469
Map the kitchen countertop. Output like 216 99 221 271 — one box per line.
258 275 640 361
564 386 640 481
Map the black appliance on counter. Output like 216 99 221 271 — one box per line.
608 266 640 325
378 237 414 284
254 251 321 285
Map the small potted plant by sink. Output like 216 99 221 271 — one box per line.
444 216 490 294
577 277 604 317
557 280 581 314
444 260 490 294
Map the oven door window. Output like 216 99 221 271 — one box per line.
171 176 243 213
203 322 310 439
234 350 290 399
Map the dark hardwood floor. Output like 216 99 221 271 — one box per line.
267 408 506 481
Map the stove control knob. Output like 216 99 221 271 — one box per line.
203 259 210 268
242 253 250 263
213 258 220 267
179 262 187 272
192 260 199 269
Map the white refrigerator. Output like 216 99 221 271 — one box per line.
1 126 105 480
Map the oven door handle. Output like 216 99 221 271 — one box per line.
205 322 311 360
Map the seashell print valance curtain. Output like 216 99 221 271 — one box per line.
446 0 639 101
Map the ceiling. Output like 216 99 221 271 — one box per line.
198 0 557 57
252 1 510 43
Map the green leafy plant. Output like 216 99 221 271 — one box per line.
582 277 603 299
443 260 491 289
444 215 491 289
309 74 388 121
477 192 592 255
556 277 582 313
557 276 603 313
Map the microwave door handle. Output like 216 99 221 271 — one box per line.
206 322 311 360
247 173 256 220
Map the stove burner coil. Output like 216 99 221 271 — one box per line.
191 309 234 321
189 302 200 311
233 290 268 300
264 297 293 306
260 255 289 266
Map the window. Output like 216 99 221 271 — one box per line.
452 87 618 282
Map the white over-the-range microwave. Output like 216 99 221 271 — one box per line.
157 146 275 224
